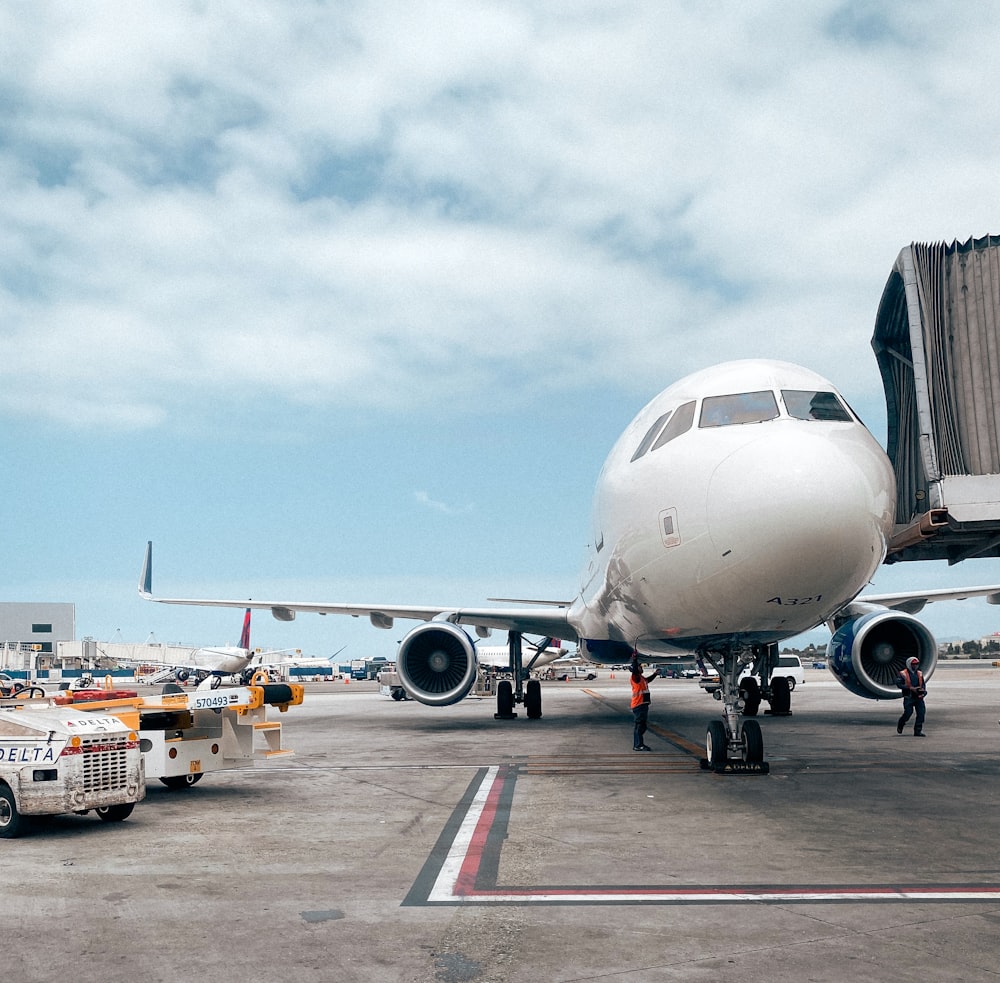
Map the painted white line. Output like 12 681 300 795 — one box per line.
427 765 498 903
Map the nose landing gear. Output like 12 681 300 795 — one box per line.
700 645 774 774
703 717 769 773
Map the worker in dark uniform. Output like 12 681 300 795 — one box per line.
896 655 927 737
630 656 659 751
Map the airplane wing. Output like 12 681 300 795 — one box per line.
856 584 1000 615
139 542 576 640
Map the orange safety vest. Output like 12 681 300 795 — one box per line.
630 673 650 709
900 668 924 693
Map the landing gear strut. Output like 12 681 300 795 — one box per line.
701 643 783 774
494 631 544 720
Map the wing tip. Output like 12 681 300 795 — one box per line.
139 541 153 598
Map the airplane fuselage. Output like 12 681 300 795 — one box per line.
474 643 567 670
569 360 896 658
187 646 252 675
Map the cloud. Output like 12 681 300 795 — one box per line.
414 490 472 516
2 1 1000 433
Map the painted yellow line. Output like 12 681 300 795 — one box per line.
583 688 705 758
646 722 705 757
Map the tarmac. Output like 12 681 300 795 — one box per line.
5 664 1000 983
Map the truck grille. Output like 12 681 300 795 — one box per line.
79 737 135 791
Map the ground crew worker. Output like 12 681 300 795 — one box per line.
896 656 927 737
630 657 659 751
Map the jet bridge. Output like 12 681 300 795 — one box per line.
873 234 1000 563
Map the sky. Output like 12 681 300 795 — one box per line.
4 1 1000 660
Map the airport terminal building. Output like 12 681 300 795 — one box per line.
0 602 75 671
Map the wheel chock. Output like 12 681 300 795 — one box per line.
699 757 770 774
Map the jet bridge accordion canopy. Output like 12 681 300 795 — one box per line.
873 234 1000 563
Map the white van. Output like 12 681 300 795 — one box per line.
767 654 804 690
701 654 805 692
547 665 598 680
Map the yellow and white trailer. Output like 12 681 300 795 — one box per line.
21 676 303 791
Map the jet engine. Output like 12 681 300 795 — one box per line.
826 609 937 699
395 622 479 707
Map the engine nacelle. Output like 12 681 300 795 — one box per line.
826 610 937 699
395 622 479 707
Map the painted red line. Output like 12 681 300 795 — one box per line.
453 766 507 896
459 885 1000 900
425 767 1000 906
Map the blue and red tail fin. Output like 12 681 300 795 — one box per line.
239 608 252 650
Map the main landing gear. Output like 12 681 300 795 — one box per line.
494 631 544 720
701 643 789 774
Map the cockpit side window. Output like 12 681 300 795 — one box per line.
699 391 779 428
630 412 672 462
651 400 696 450
781 389 853 422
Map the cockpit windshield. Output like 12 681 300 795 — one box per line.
781 389 853 422
630 412 671 463
699 391 779 428
629 400 696 461
631 386 854 461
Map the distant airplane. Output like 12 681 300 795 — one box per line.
139 359 1000 766
224 609 329 682
127 609 266 686
255 645 348 676
474 639 568 672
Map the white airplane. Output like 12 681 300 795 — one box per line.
474 639 568 673
138 359 1000 767
129 609 261 686
172 645 255 684
254 646 347 675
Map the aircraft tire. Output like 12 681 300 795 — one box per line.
706 720 727 766
769 676 791 714
525 679 542 719
496 680 514 717
740 677 761 716
740 719 764 763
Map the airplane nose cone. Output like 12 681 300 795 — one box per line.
705 428 892 594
